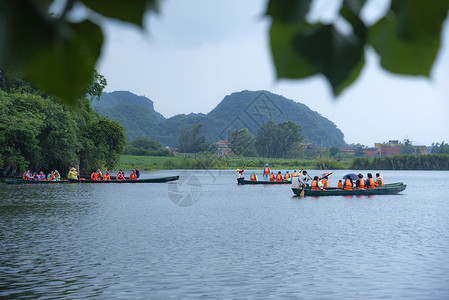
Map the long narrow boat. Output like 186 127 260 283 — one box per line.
237 178 291 185
68 175 179 183
1 178 69 184
291 182 407 197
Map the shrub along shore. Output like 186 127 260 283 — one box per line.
115 154 449 171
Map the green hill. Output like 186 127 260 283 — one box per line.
94 90 346 147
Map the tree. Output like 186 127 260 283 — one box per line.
177 123 209 153
255 121 303 158
329 146 341 158
1 0 448 103
228 128 257 157
432 141 449 154
125 137 169 156
400 139 414 155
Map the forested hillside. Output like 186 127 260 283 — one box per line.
95 90 346 147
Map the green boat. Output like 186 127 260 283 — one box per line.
1 178 69 184
68 175 179 183
292 182 407 197
237 178 291 185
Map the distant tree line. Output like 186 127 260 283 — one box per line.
351 154 449 170
177 120 303 159
125 137 170 156
0 72 126 176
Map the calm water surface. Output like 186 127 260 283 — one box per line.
1 170 449 299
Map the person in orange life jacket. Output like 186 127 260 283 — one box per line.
96 169 103 180
250 172 258 181
365 173 376 189
284 171 291 181
236 168 244 179
321 176 330 189
129 170 138 180
311 176 324 190
116 170 125 181
23 170 32 180
103 171 111 181
47 171 55 181
343 177 353 190
375 173 383 187
263 164 271 181
54 170 60 181
33 172 38 180
275 171 283 182
337 180 343 188
269 172 274 182
355 173 365 189
91 171 98 180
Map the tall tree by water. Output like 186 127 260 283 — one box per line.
255 121 303 158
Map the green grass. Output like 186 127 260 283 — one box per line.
116 154 351 171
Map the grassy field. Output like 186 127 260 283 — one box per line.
116 155 350 171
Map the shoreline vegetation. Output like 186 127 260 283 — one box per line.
116 154 449 172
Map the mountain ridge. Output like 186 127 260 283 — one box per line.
93 90 346 147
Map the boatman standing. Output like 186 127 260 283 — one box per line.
262 164 270 181
236 168 244 179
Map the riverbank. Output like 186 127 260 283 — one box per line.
115 155 349 171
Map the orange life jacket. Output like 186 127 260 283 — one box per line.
130 173 137 180
311 180 319 190
269 173 274 181
375 177 383 187
285 173 290 180
356 178 365 190
276 174 283 181
250 174 256 181
263 167 270 175
343 178 352 190
367 178 375 189
91 173 97 180
321 178 329 188
338 181 343 188
49 174 54 181
23 172 30 180
103 174 111 181
117 174 125 181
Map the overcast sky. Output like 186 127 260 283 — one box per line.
97 0 449 147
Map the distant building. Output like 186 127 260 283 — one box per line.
339 147 355 155
216 141 231 156
375 140 402 157
413 146 426 155
363 148 379 157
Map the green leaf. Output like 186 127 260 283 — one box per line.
369 0 449 76
269 22 317 79
25 20 103 105
80 0 160 27
266 0 312 24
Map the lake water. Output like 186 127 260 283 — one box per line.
1 169 449 299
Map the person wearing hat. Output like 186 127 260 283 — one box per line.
68 167 78 179
235 168 244 179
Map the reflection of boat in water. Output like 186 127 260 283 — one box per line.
68 176 179 183
292 182 407 197
1 178 69 184
237 178 291 185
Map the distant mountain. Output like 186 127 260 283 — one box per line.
94 90 346 147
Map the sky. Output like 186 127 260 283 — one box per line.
96 0 449 147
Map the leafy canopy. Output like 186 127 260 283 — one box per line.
0 0 448 102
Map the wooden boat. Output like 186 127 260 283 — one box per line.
1 178 69 184
68 175 179 183
291 182 407 197
237 178 291 185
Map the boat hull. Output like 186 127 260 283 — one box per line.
237 178 291 185
292 182 407 196
68 176 179 183
1 178 69 184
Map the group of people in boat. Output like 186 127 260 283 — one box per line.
304 172 383 191
236 164 295 182
22 170 61 181
67 167 140 181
